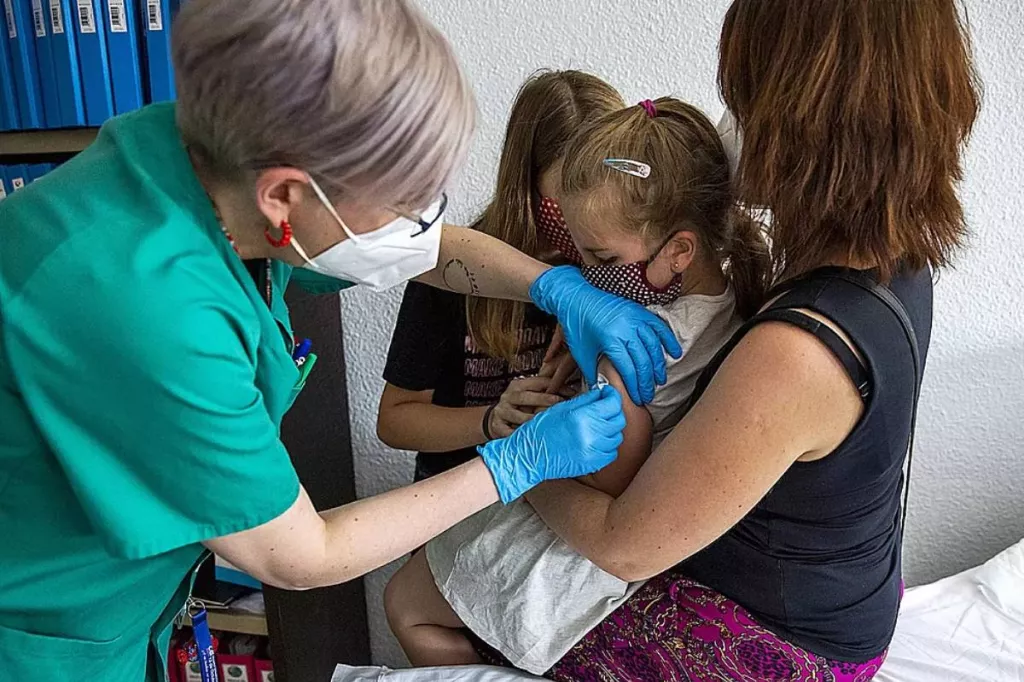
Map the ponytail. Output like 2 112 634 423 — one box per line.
725 211 772 319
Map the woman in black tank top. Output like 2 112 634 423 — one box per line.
521 2 982 680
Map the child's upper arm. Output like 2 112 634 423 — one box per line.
577 358 653 498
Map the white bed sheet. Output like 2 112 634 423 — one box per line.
333 538 1024 682
876 537 1024 682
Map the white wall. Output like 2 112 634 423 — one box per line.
339 0 1024 666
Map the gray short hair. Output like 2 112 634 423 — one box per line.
172 0 475 209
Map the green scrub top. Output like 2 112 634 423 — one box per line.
0 104 352 681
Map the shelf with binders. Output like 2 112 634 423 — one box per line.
1 0 180 138
0 158 59 197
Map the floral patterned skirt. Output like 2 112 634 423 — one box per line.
473 574 888 682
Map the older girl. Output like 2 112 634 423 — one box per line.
377 70 624 482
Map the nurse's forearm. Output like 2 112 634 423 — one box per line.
416 225 548 301
317 458 498 581
204 459 499 590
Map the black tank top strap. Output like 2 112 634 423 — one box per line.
753 309 871 400
687 282 872 410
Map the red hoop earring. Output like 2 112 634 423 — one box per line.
265 220 293 248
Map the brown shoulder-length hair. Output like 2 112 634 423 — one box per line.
719 0 981 280
467 70 624 360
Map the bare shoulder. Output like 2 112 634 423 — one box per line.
703 320 864 459
723 319 853 387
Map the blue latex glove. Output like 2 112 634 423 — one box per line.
479 385 626 503
530 266 684 405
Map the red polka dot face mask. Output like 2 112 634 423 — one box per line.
579 237 684 307
536 197 584 265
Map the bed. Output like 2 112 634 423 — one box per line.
875 537 1024 682
333 538 1024 682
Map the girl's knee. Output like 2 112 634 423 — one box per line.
384 564 410 630
385 552 429 630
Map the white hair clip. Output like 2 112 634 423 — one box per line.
603 158 651 179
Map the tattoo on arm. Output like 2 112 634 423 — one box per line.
441 258 480 296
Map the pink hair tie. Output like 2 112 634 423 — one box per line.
640 99 657 118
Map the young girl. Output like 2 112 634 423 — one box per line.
377 70 624 482
384 97 771 674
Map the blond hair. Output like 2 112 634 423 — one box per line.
172 0 475 209
466 70 624 360
563 98 771 318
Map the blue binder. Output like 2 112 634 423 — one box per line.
0 18 19 130
30 0 62 127
4 0 45 128
100 0 140 114
46 0 86 126
7 163 28 190
140 0 172 102
73 0 112 124
28 161 53 180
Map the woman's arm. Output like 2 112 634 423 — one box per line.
577 359 653 498
415 226 684 406
206 386 627 589
527 322 864 582
415 225 547 301
205 459 499 589
377 383 489 452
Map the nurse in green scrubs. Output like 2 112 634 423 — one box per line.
0 1 681 680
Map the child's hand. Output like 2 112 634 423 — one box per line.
541 326 582 396
488 377 564 439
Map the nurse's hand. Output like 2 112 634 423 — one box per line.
479 385 626 503
530 266 683 405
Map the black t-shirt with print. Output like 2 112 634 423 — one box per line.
383 282 555 481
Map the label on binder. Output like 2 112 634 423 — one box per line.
76 0 94 32
4 0 16 38
12 177 26 190
107 0 125 32
49 0 63 34
146 0 161 31
32 0 46 37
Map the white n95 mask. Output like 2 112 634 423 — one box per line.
290 176 446 292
